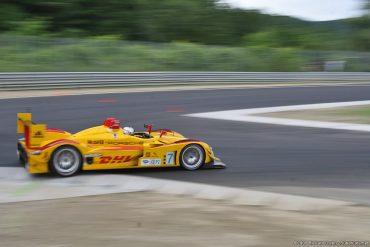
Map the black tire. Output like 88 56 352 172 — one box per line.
17 143 26 166
180 144 205 171
49 145 82 177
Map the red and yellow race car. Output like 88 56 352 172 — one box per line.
17 113 225 176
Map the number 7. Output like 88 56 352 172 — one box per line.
166 152 175 165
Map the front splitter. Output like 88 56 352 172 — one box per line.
203 160 226 169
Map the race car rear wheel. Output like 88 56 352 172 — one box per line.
50 145 82 177
17 142 27 166
180 144 205 170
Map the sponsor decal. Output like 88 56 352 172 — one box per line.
112 133 118 139
33 131 44 138
145 152 159 158
141 159 161 166
106 141 144 145
88 140 104 145
99 156 136 164
101 146 143 151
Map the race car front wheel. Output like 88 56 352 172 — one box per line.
180 144 205 170
50 145 82 176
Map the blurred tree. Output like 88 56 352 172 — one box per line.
348 0 370 50
10 17 49 35
0 3 27 32
365 0 370 12
0 0 367 51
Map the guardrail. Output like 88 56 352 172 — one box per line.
0 72 369 91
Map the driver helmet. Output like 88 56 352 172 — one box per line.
123 127 134 135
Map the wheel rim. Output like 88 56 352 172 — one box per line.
53 148 80 176
181 145 204 170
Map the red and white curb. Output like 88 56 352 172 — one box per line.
185 100 370 132
0 167 350 211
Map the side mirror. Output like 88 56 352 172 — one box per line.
160 130 167 138
144 124 152 134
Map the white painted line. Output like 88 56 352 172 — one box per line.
185 100 370 132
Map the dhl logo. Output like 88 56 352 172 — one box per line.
99 156 136 164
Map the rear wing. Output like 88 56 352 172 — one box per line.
17 113 46 148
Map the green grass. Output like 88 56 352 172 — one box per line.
261 105 370 125
344 107 370 117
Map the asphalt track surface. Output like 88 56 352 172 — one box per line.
2 86 370 203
